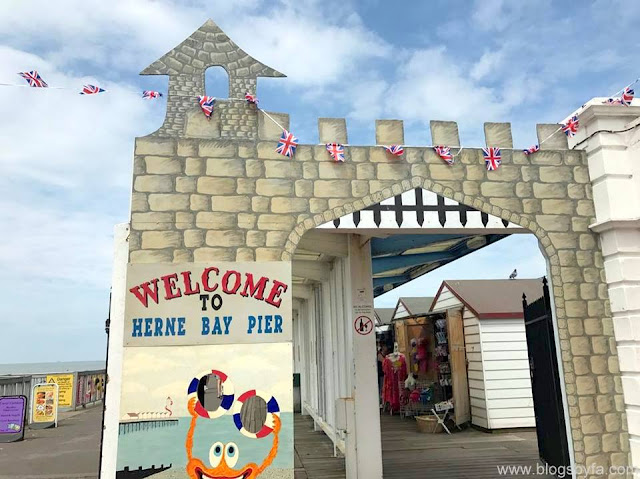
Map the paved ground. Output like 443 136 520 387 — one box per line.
0 406 551 478
0 406 102 479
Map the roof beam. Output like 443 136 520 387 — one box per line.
371 234 468 257
372 252 456 274
297 230 348 257
292 260 330 282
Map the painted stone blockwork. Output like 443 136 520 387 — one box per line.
129 112 629 474
125 17 631 477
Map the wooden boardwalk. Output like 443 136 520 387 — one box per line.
294 414 554 478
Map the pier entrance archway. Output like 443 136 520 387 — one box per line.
289 182 573 478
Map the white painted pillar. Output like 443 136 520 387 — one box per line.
577 105 640 470
100 223 130 478
347 234 383 478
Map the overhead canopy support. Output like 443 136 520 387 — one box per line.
372 251 456 274
372 275 408 288
371 234 468 257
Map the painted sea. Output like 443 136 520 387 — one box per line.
0 360 105 375
116 413 294 471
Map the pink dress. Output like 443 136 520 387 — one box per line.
382 354 407 412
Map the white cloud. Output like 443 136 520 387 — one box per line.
383 46 508 128
234 11 391 86
0 46 160 292
0 0 390 88
0 200 116 286
470 49 505 81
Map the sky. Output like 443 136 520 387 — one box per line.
0 0 635 363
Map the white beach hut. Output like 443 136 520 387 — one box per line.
430 279 543 430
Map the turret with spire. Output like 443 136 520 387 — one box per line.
141 19 285 138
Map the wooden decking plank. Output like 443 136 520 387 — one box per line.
294 413 553 478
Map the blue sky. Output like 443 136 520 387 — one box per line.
0 0 634 363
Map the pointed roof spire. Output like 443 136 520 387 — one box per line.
140 19 285 78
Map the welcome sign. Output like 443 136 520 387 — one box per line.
124 262 292 346
117 262 295 479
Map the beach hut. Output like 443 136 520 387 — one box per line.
430 279 543 430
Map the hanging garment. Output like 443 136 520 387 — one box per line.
382 353 407 412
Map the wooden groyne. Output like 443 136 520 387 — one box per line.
116 463 172 478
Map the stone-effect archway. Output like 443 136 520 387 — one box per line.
127 18 629 474
130 115 627 472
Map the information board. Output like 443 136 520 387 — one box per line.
31 383 58 429
0 396 27 442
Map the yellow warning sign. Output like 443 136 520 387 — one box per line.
46 374 74 407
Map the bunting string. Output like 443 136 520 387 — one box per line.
5 68 640 166
531 77 640 151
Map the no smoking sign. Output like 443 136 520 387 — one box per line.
354 315 373 335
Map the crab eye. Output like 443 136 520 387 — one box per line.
209 442 224 467
225 442 239 467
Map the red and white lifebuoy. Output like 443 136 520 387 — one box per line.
187 369 235 419
232 389 280 438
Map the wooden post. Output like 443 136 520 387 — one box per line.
347 234 383 478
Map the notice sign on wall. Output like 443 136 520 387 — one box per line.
0 396 27 442
32 383 58 425
124 262 292 346
46 374 74 407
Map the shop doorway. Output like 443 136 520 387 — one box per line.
291 187 570 478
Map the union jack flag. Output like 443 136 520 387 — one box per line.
482 147 501 171
523 144 540 155
621 87 634 106
18 71 48 88
562 115 579 137
245 92 258 105
142 90 163 99
434 146 454 165
276 130 299 158
198 95 215 119
80 84 105 95
326 143 345 162
384 145 404 156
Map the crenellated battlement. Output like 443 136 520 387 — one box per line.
177 101 571 152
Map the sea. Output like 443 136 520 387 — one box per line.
0 360 106 375
116 413 294 470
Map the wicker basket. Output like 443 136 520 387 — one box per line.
415 415 443 434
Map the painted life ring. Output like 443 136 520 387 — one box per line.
233 389 280 438
187 369 235 419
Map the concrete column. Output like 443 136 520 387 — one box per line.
347 234 383 478
578 104 640 469
100 223 130 478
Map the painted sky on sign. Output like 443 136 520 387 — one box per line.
0 0 634 362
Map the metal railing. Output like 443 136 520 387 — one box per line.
0 370 106 415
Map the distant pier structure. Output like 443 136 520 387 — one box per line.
119 412 178 435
